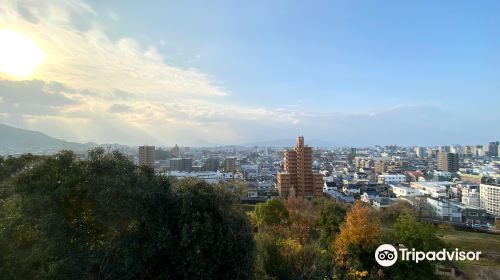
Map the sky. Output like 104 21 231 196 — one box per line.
0 0 499 146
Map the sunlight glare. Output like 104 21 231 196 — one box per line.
0 30 46 78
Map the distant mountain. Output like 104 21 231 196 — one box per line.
242 138 343 148
0 123 94 153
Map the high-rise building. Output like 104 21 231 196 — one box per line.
437 152 459 173
415 147 426 159
170 144 180 158
348 147 356 164
480 183 500 217
488 141 499 157
374 161 388 174
204 157 220 171
224 157 237 172
170 158 192 172
138 145 155 167
277 136 323 198
440 146 451 153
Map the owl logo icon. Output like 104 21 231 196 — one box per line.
375 244 398 267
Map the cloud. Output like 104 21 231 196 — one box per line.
1 1 498 147
0 79 75 106
1 0 227 97
108 104 132 113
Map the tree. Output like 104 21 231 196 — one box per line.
381 200 414 223
254 233 294 280
253 198 289 230
253 198 338 279
168 179 255 279
333 201 381 275
314 198 347 245
0 149 255 279
393 213 444 251
386 213 445 280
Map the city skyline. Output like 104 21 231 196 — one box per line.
1 0 499 146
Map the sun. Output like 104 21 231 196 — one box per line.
0 30 46 78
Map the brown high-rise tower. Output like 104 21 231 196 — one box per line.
277 136 323 198
437 152 459 173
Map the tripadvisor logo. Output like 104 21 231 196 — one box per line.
375 244 482 267
375 244 398 267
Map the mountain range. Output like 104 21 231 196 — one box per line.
0 123 95 154
0 123 343 154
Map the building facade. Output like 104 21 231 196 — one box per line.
170 158 192 172
377 174 406 184
138 145 155 167
480 183 500 217
224 157 237 172
437 152 459 173
277 136 323 198
203 157 220 171
170 144 180 158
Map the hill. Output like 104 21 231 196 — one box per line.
0 123 92 153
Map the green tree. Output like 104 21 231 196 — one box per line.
168 179 255 279
314 199 347 245
0 149 255 279
387 213 445 280
254 233 294 280
253 198 289 230
382 200 414 223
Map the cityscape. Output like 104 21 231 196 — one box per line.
135 136 500 225
1 0 500 279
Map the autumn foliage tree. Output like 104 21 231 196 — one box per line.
333 201 381 277
253 198 347 279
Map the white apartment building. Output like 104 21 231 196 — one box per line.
378 174 406 184
480 183 500 217
461 187 480 207
391 185 421 197
426 197 462 222
410 182 449 198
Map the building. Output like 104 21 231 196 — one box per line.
170 144 180 157
361 190 379 203
415 147 426 159
391 185 421 197
461 185 480 207
224 157 237 172
277 136 323 198
488 141 499 157
203 157 220 171
448 201 487 225
426 197 462 222
480 183 500 217
377 174 406 184
405 171 425 182
166 170 243 184
372 197 392 210
374 161 387 174
437 152 459 173
170 158 192 172
410 181 450 198
138 145 155 167
348 147 357 163
342 184 361 196
323 181 337 192
324 189 355 203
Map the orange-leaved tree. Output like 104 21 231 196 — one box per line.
333 201 381 269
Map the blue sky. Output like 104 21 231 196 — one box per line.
88 0 500 111
0 0 499 146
